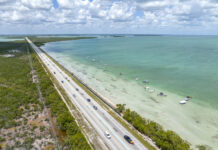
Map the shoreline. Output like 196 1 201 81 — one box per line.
42 50 218 149
56 60 160 149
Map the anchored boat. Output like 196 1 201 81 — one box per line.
179 100 187 104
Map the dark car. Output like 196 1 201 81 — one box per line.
93 105 97 110
124 135 134 144
61 80 64 83
54 72 56 74
75 88 79 91
87 98 91 102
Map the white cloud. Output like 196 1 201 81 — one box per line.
106 2 135 21
0 0 218 34
137 0 170 10
57 0 89 9
21 0 53 10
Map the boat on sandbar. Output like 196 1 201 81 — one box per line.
179 100 187 104
157 92 167 97
144 86 150 90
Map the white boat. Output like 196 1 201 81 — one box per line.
179 100 187 104
144 86 150 90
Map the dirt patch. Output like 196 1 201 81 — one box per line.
44 145 56 150
0 84 8 87
47 108 66 145
0 103 56 149
28 115 46 127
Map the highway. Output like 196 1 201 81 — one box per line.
26 37 148 150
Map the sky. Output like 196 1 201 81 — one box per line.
0 0 218 35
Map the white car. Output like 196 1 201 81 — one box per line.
105 131 111 139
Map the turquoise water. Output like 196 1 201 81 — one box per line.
41 36 218 149
42 36 218 108
0 37 24 41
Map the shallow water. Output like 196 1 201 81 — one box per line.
41 35 218 149
0 36 23 42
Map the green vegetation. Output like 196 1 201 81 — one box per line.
0 39 91 149
0 40 57 149
23 137 34 149
117 104 191 150
28 36 96 47
115 104 126 113
196 145 210 150
30 45 91 150
0 137 5 142
112 35 124 37
196 145 206 150
0 41 38 129
6 36 25 39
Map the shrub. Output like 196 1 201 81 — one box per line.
30 46 91 150
122 107 190 150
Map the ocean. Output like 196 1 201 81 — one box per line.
41 35 218 149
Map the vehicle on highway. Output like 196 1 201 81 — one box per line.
54 72 56 74
61 80 64 83
76 88 79 91
87 98 91 102
93 105 97 110
104 131 111 139
124 135 134 144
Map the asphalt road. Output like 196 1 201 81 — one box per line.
26 38 148 150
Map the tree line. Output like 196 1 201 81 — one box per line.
116 104 191 150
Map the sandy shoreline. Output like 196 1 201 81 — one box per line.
43 51 218 149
